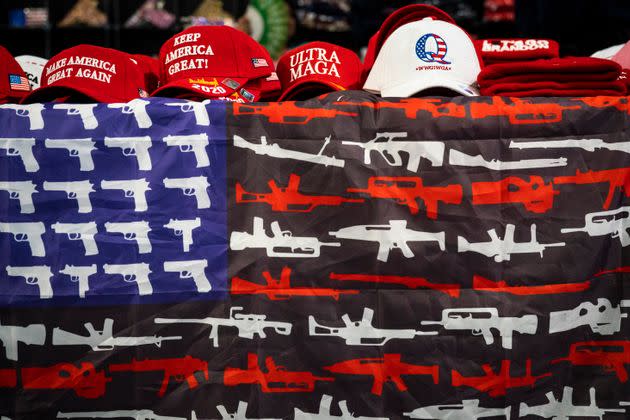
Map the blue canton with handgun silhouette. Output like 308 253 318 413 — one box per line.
0 99 227 306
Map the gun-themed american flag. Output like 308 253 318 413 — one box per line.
0 92 629 419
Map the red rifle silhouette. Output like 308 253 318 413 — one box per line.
575 97 628 113
347 176 462 219
109 355 209 397
472 176 558 213
334 98 467 119
595 266 630 276
236 174 363 213
231 267 359 300
233 102 357 124
554 167 630 209
452 359 551 397
553 340 630 382
469 97 580 124
329 272 460 298
22 362 111 399
224 353 334 392
0 368 17 387
473 275 590 295
324 354 439 396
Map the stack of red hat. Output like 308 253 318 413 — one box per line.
152 25 278 102
477 57 627 97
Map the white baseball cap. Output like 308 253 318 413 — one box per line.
364 18 481 97
16 55 48 90
591 43 624 60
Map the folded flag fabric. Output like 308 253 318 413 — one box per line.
480 80 628 96
475 38 559 65
479 71 623 84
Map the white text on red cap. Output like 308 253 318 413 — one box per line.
289 48 341 82
45 56 117 85
482 39 550 52
165 32 215 76
173 32 201 46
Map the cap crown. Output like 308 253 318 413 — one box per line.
15 55 48 90
362 5 455 82
159 25 273 84
364 19 481 97
25 44 146 103
277 41 362 100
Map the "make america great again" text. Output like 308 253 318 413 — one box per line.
45 56 118 85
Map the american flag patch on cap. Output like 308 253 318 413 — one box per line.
9 74 30 92
251 58 268 68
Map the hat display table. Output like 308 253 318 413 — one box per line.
0 92 628 418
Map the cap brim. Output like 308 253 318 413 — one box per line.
249 74 281 101
21 84 101 104
381 77 479 98
279 80 347 101
363 79 381 94
154 77 264 102
363 55 387 94
5 89 30 102
152 77 249 99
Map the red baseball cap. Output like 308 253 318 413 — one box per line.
0 45 31 104
132 54 160 94
22 45 148 103
277 42 362 101
152 25 274 101
363 5 455 82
